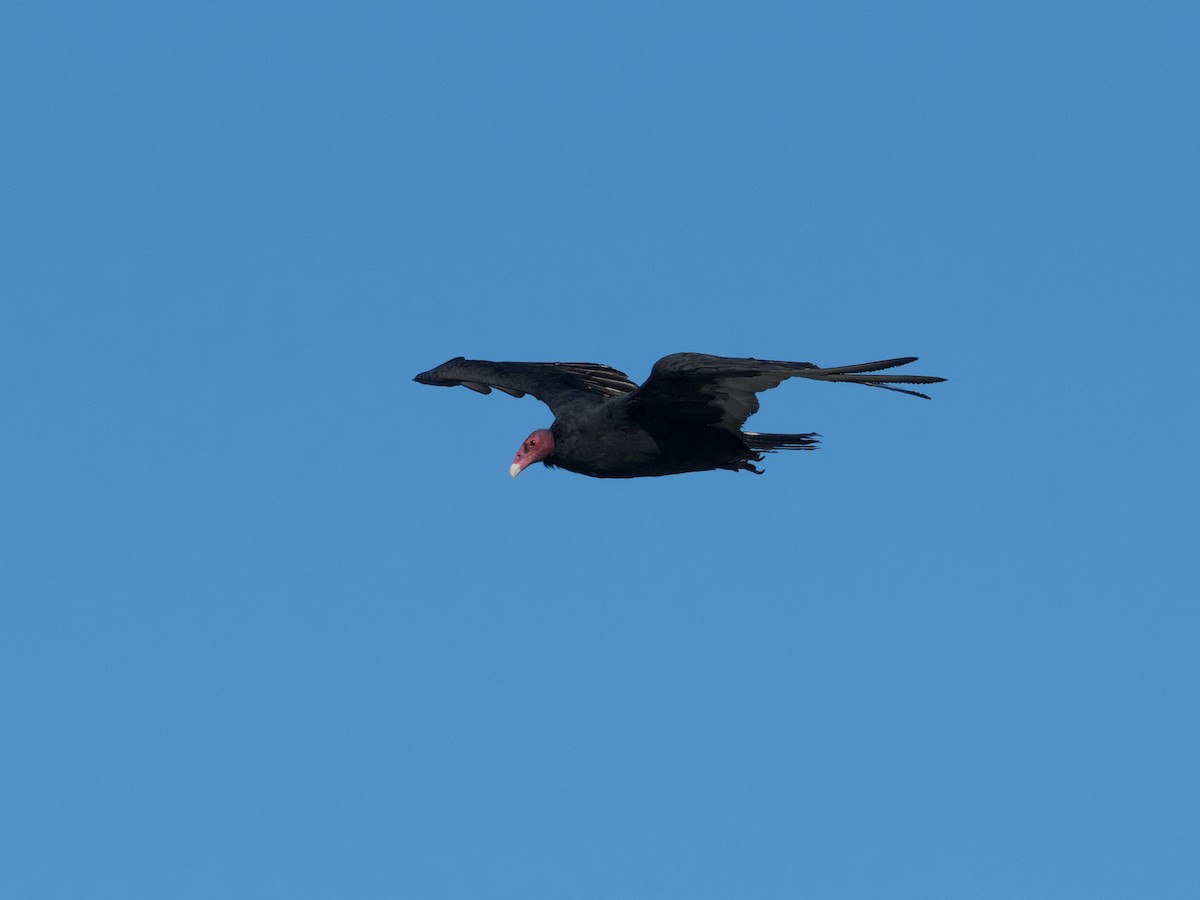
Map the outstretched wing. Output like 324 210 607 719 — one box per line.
625 352 946 432
414 357 638 416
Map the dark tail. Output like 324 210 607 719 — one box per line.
798 357 946 399
745 432 821 453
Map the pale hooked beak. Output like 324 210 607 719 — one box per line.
510 428 553 479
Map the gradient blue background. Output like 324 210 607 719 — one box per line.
3 2 1198 897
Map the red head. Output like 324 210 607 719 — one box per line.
510 428 555 478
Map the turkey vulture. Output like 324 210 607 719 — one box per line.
414 352 946 478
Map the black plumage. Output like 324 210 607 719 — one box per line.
414 352 946 478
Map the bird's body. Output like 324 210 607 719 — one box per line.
414 352 945 478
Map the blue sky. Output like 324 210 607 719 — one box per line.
3 1 1198 897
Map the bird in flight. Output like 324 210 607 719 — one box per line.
414 352 946 479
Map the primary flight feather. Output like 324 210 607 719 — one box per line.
414 352 946 478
